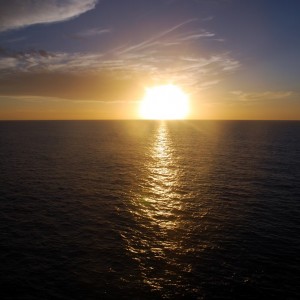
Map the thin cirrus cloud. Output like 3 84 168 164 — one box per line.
0 20 240 102
179 31 215 41
74 28 112 38
0 49 239 101
231 91 293 102
1 37 27 45
0 0 98 32
117 19 199 55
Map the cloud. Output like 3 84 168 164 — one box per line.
179 31 215 41
0 0 98 32
231 91 293 102
0 47 239 100
0 47 147 101
202 16 214 22
1 36 27 44
0 44 239 100
69 27 112 40
0 20 240 101
117 19 198 55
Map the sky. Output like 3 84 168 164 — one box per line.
0 0 299 120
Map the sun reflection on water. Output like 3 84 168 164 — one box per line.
141 121 182 231
121 121 193 293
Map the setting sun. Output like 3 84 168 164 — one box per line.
139 84 189 120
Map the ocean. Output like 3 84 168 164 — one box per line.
0 120 299 299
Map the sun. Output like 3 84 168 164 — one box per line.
139 84 189 120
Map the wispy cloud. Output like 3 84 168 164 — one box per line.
0 46 239 100
71 27 112 39
231 91 293 102
1 36 27 44
0 20 240 101
0 0 98 32
179 31 215 41
117 19 198 54
202 16 214 22
0 57 18 70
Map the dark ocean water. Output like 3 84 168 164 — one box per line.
0 120 299 300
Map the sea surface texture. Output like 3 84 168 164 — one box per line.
0 121 299 299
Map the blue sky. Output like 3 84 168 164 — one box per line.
0 0 299 119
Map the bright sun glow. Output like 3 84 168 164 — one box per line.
139 84 189 120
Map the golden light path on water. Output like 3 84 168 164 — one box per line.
122 121 194 293
141 122 182 230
